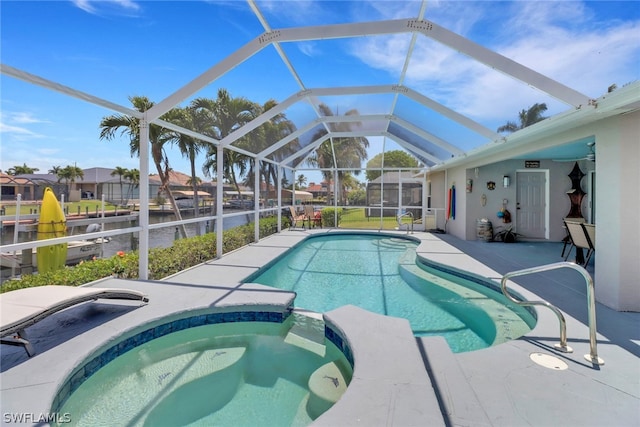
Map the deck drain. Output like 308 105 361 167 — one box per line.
530 352 568 370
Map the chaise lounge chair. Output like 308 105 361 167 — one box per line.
0 285 149 357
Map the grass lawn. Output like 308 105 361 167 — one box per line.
339 207 410 230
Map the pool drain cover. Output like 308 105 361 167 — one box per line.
530 352 568 370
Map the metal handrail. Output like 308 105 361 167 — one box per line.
397 211 413 234
501 261 603 365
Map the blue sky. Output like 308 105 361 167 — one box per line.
1 0 639 184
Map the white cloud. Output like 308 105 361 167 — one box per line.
297 42 319 57
0 111 48 137
71 0 96 14
0 122 36 136
71 0 140 16
8 112 51 125
257 0 323 26
348 1 640 124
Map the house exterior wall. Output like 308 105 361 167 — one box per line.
594 110 639 311
462 159 594 242
427 170 447 230
433 111 638 311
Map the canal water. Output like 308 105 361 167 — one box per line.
1 211 252 259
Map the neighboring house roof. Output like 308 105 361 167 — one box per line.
149 170 203 186
6 169 121 185
0 174 40 185
306 181 332 193
4 174 58 184
78 167 118 184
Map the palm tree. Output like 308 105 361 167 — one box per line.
57 165 84 197
48 165 62 175
111 166 128 204
123 168 140 204
193 90 258 197
296 174 307 189
242 99 297 201
99 95 188 237
306 104 369 203
186 176 202 186
163 106 210 216
7 163 39 175
497 103 548 133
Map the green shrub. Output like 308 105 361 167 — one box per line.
321 207 343 227
1 215 285 292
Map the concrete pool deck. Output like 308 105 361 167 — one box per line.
0 229 638 426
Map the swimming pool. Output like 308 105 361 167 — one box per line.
245 233 536 353
54 312 353 426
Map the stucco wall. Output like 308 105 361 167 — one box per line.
463 159 594 241
429 110 637 311
594 110 640 311
427 170 446 230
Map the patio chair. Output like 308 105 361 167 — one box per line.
304 205 322 228
288 206 308 230
581 223 596 265
561 217 585 258
1 286 149 357
564 220 591 265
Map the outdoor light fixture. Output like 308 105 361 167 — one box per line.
503 175 510 188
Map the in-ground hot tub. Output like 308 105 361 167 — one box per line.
52 310 353 426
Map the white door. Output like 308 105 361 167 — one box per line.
516 171 548 239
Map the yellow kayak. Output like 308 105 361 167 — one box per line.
36 187 68 273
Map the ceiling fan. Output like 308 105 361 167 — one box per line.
553 142 596 162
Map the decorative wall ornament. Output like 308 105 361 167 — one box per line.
566 162 586 219
486 181 496 190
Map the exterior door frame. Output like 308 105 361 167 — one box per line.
516 169 549 240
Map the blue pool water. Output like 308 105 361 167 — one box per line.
245 233 536 352
56 318 352 426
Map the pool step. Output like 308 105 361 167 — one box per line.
120 347 247 425
374 238 414 249
307 360 349 419
284 310 326 356
399 261 531 346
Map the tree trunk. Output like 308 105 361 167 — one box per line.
190 157 200 235
156 161 188 238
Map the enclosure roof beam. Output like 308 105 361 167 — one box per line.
415 19 593 109
148 16 591 129
382 132 442 164
257 120 322 158
1 63 141 118
390 116 465 156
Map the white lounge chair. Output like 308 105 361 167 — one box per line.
1 286 149 356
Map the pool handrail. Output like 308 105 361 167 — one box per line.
500 261 603 365
397 211 414 234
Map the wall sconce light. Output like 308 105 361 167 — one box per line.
503 175 510 188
